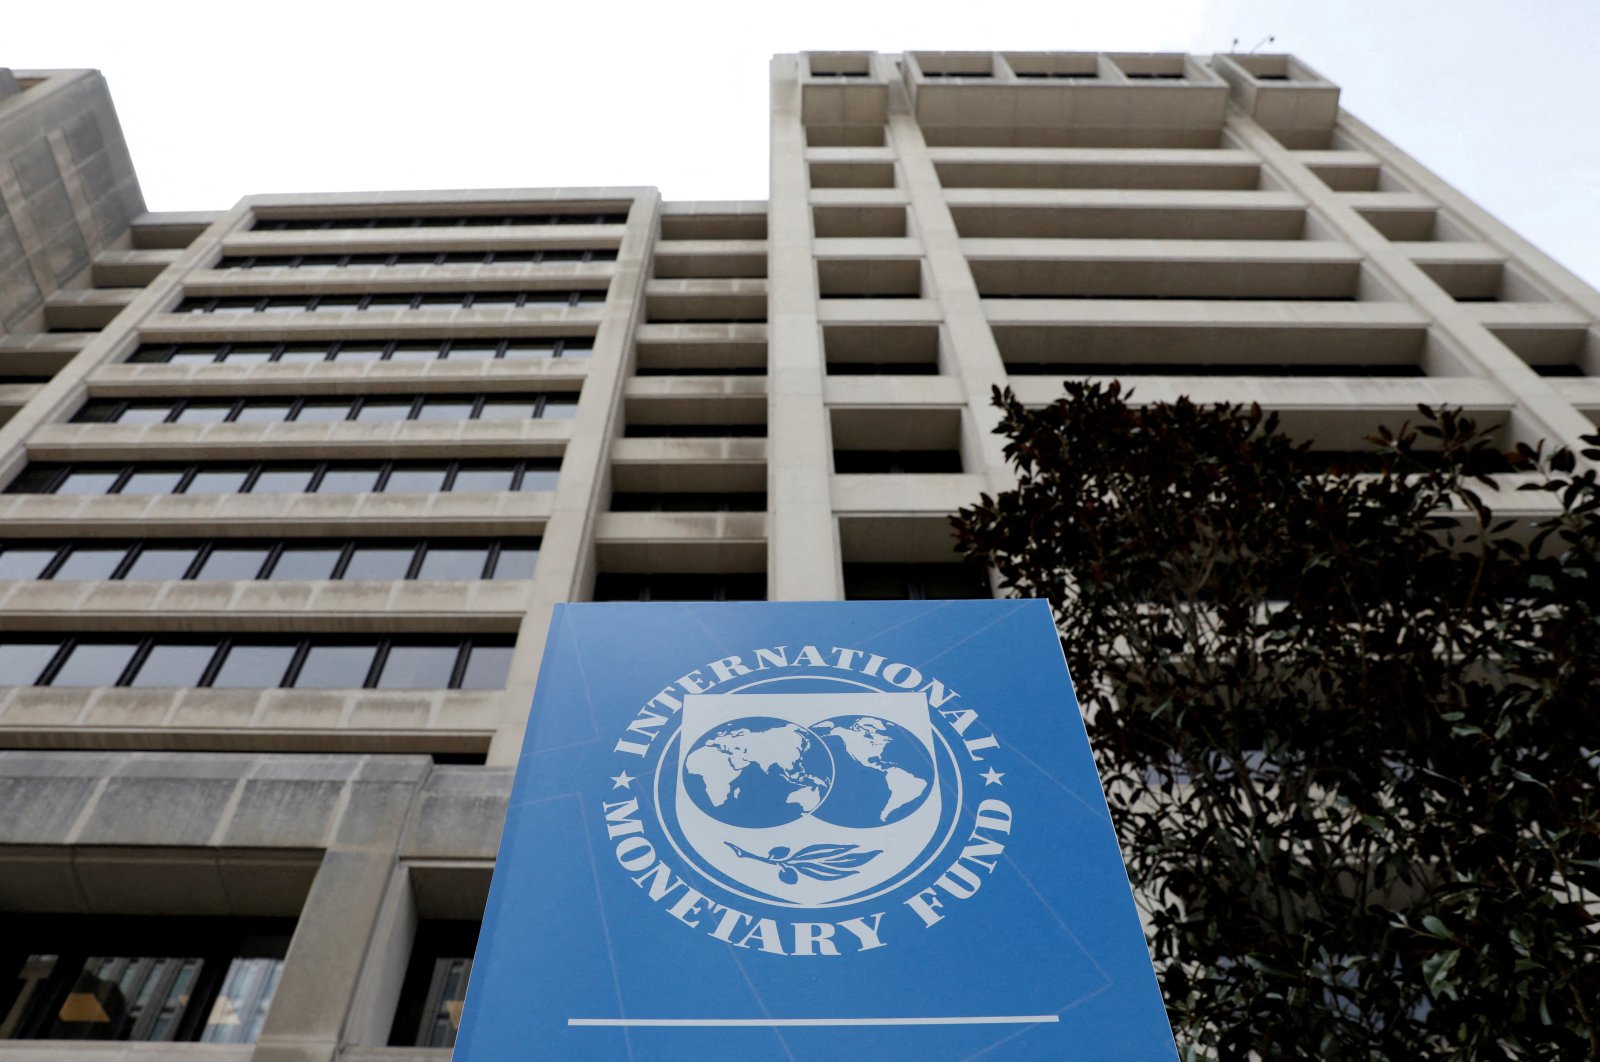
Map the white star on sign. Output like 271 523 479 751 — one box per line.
980 767 1005 786
610 771 636 790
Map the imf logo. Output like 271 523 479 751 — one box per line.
602 645 1012 957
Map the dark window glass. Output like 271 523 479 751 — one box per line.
0 915 291 1043
275 346 329 363
293 644 377 688
316 466 383 494
119 469 185 495
269 546 342 581
458 644 513 689
6 467 62 494
0 547 58 580
387 920 479 1048
195 547 271 580
52 546 129 580
376 644 461 689
491 546 539 580
416 547 489 580
212 644 295 688
343 546 416 580
842 562 992 601
57 469 120 495
48 641 139 685
124 546 201 580
76 400 125 423
128 643 219 687
451 465 515 493
184 467 251 495
0 642 61 684
539 397 579 419
383 466 448 493
833 450 964 474
416 399 476 422
309 298 359 313
249 466 317 494
443 343 498 360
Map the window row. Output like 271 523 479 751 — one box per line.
75 392 579 426
0 912 481 1049
834 450 964 474
252 212 628 230
175 290 607 314
1 916 289 1044
217 249 618 269
0 537 539 583
7 459 560 497
129 337 593 365
0 635 514 689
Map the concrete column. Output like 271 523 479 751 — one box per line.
883 81 1014 496
487 191 658 764
767 55 845 600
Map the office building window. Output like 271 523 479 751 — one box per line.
6 460 560 497
389 921 481 1048
0 916 291 1044
251 212 628 230
127 337 594 365
834 450 964 474
217 249 618 269
0 635 516 689
843 563 992 600
74 393 578 425
592 573 767 602
0 538 537 583
173 290 607 314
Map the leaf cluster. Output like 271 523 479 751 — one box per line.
952 382 1600 1059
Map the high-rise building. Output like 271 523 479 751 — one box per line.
0 51 1595 1056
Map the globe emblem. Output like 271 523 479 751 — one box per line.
810 716 933 827
682 717 836 828
681 714 934 831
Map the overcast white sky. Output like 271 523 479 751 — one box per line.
11 1 1599 288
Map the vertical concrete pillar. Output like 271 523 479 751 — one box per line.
768 56 845 599
488 191 659 764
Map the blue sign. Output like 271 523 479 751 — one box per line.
455 600 1175 1060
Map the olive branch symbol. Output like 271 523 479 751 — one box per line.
726 842 881 885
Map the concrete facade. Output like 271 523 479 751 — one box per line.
0 51 1597 1057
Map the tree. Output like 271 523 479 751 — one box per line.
951 381 1600 1059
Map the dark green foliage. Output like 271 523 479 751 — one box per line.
951 381 1600 1059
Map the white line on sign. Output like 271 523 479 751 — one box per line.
568 1016 1062 1027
